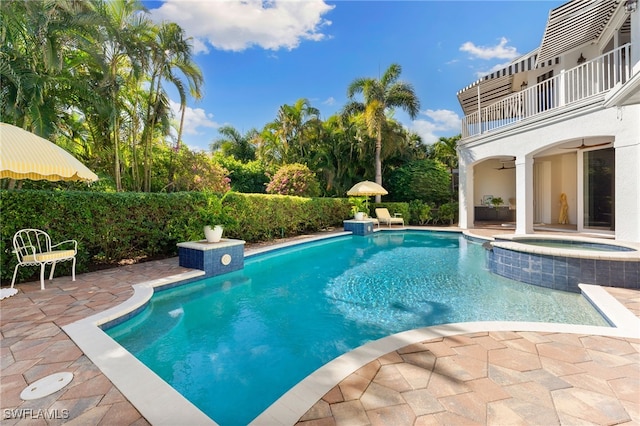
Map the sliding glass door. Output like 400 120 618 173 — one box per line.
583 148 615 230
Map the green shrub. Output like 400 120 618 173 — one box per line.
0 190 351 285
214 156 270 193
386 159 451 204
408 200 433 225
434 202 458 225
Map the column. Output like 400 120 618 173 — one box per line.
458 159 474 229
515 155 534 235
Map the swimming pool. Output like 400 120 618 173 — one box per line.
107 231 608 424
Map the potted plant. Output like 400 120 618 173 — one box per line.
204 224 224 243
349 196 368 220
491 197 504 208
199 190 232 242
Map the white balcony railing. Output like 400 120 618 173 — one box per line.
461 44 633 138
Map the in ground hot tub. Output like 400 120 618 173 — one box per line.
484 234 640 292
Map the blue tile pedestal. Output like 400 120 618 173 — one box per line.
344 220 375 236
177 238 245 277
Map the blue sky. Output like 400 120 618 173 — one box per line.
144 0 564 152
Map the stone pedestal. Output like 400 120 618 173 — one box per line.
177 238 245 277
343 220 375 236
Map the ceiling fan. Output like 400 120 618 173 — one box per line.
563 139 611 150
494 157 516 170
495 164 516 170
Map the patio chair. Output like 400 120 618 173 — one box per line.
11 229 77 290
375 208 404 227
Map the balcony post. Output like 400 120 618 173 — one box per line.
477 85 482 134
558 69 566 107
633 8 640 74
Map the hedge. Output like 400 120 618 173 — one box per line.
0 190 351 285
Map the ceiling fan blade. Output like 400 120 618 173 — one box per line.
579 141 612 149
562 141 612 150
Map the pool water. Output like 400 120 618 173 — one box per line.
107 232 608 425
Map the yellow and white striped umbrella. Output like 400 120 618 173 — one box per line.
346 180 388 196
0 123 98 182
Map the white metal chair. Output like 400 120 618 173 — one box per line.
11 229 77 290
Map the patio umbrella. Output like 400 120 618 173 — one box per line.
346 180 388 212
0 123 98 182
346 180 388 197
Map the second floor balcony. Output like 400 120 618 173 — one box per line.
461 44 634 139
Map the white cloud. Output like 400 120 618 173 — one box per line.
410 109 461 145
169 100 219 135
460 37 519 60
322 96 336 106
149 0 334 53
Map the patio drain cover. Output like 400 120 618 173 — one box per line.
20 372 73 400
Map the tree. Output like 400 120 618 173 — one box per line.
266 163 320 197
387 159 451 205
141 21 203 192
344 64 420 202
87 0 152 191
0 0 96 135
171 148 230 192
432 134 460 199
309 114 367 196
211 125 257 162
258 98 320 166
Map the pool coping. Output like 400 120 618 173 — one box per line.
61 229 640 426
62 270 217 426
490 233 640 261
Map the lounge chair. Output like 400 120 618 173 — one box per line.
11 229 77 290
375 208 404 227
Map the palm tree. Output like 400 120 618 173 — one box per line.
141 22 203 191
85 0 151 191
432 134 461 198
0 0 95 135
211 125 257 162
272 98 320 164
344 63 420 202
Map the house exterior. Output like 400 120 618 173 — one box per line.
456 0 640 243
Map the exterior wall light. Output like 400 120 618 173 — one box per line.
625 0 637 13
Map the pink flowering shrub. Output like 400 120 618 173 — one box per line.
174 150 231 192
265 163 320 197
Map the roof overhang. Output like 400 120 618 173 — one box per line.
456 0 626 117
536 0 619 66
456 50 538 116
